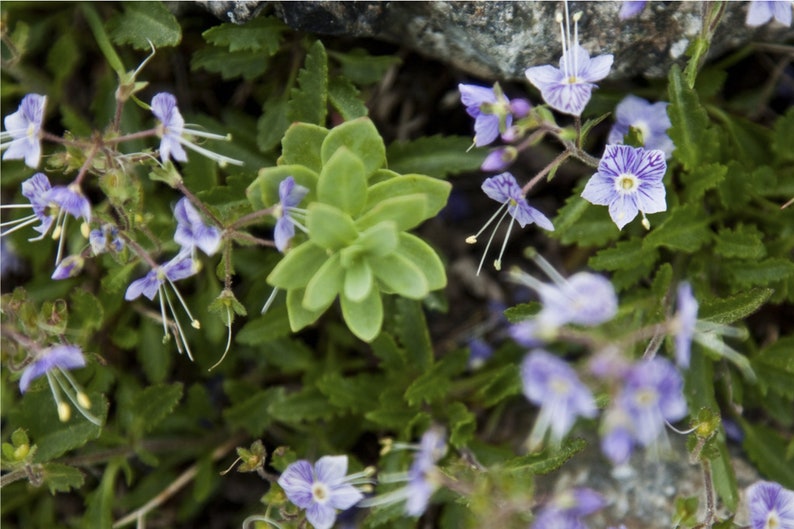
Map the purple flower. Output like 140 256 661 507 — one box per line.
1 93 46 168
619 0 648 19
459 83 527 146
525 8 613 117
52 255 85 280
0 172 55 239
531 488 606 529
89 224 124 255
125 250 200 359
537 272 618 327
274 176 309 253
173 197 221 256
151 92 243 166
151 92 188 163
746 1 792 27
19 344 85 393
278 455 365 529
617 358 687 447
481 147 518 172
521 350 597 450
607 95 674 159
673 282 698 368
467 172 553 275
404 428 447 516
468 338 494 369
600 407 635 465
581 144 667 230
746 481 794 529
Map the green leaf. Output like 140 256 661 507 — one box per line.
351 221 399 258
287 40 328 125
668 65 718 170
714 225 766 259
329 75 369 120
404 349 468 406
447 402 476 448
279 122 329 171
257 96 290 152
717 161 753 209
202 16 286 53
267 242 327 290
388 298 433 370
101 261 139 295
699 288 774 325
740 420 794 489
363 174 452 221
589 239 659 290
371 253 429 299
386 136 486 179
235 308 292 344
304 253 344 311
191 48 270 80
317 372 384 413
727 258 794 288
129 383 183 436
307 203 358 250
773 107 794 163
247 164 318 210
752 337 794 398
328 48 402 85
341 287 383 342
502 438 587 474
473 364 522 407
643 205 711 253
42 463 85 494
397 233 446 291
70 288 104 335
682 163 727 203
371 332 407 372
223 387 284 436
318 147 367 216
355 194 428 232
286 287 326 331
503 302 541 323
321 118 386 178
108 1 181 49
80 4 125 76
344 259 374 302
268 387 337 424
84 461 120 529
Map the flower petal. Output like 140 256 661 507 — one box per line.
314 455 348 485
278 460 315 509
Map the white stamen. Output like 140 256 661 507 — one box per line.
162 286 194 361
209 306 233 372
493 216 517 271
0 215 40 237
529 251 568 287
476 207 512 276
51 369 102 425
261 287 279 314
176 136 244 167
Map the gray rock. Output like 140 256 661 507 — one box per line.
194 1 793 80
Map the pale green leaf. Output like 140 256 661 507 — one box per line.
370 253 429 299
318 147 367 216
344 259 374 302
304 253 344 311
202 16 286 53
341 287 383 342
267 242 327 290
329 75 368 120
307 203 358 250
108 1 181 49
397 233 446 291
321 117 386 178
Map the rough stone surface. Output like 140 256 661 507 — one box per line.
194 1 793 80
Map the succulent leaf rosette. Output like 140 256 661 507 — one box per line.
247 118 451 341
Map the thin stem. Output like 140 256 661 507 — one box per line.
521 150 572 195
228 206 277 231
118 232 159 269
112 436 241 528
74 142 100 187
102 128 159 145
174 181 224 228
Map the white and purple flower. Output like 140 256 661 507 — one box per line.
151 92 243 167
125 250 200 359
581 144 667 230
277 455 365 529
618 0 648 20
466 172 554 275
1 93 47 168
746 0 792 27
89 224 124 255
459 83 531 146
608 95 674 159
672 282 698 368
531 488 606 529
274 176 309 253
525 7 613 116
746 480 794 529
18 344 100 425
173 197 221 256
521 350 597 450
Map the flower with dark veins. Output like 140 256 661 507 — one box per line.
746 480 794 529
608 95 674 159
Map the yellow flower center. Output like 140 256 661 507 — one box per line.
312 482 330 503
617 173 639 192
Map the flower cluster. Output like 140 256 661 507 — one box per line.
458 83 531 147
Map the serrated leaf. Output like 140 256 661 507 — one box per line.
101 261 139 294
191 48 269 80
328 48 402 85
371 332 407 371
682 163 727 203
714 225 766 259
202 16 286 53
257 96 290 153
699 288 774 325
473 364 522 407
70 288 104 335
42 463 85 494
502 438 586 474
387 136 486 179
29 393 107 462
404 349 468 406
643 205 711 253
504 302 541 323
388 298 433 370
317 372 384 413
329 75 368 120
129 383 183 436
287 40 328 125
727 258 794 288
447 402 476 448
223 387 284 436
740 420 794 489
268 387 337 423
108 1 181 50
668 65 717 170
589 239 659 290
752 337 794 398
